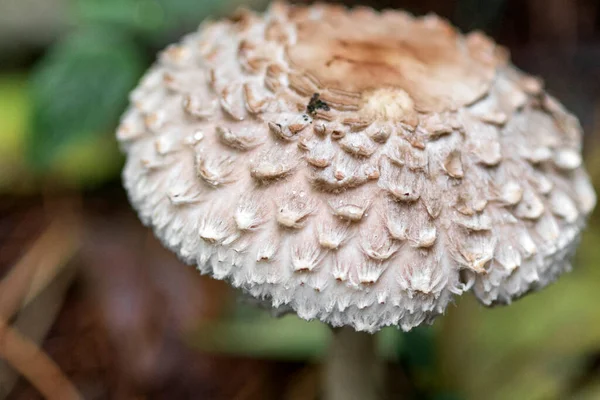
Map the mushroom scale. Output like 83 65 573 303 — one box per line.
118 2 596 332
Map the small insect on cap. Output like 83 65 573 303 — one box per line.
118 2 596 332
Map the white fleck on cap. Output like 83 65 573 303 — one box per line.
118 2 597 332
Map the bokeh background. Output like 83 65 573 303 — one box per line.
1 0 600 399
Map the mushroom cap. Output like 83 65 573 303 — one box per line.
118 2 597 332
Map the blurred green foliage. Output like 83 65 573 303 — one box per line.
454 0 507 33
436 222 600 400
0 0 267 192
0 75 30 192
189 301 402 362
75 0 229 37
28 28 144 169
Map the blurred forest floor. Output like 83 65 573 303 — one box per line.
0 191 308 400
1 190 413 400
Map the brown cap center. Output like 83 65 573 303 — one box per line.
286 15 500 113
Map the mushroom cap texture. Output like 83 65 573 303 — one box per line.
118 2 597 332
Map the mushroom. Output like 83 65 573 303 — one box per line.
117 2 597 399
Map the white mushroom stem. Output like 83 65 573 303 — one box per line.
324 327 386 400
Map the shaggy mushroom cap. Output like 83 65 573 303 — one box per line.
118 2 597 332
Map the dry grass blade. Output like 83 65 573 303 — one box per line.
0 319 82 400
0 214 81 320
0 203 82 399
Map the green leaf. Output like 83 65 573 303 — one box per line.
75 0 220 35
400 326 436 369
74 0 166 33
28 28 145 169
187 302 401 361
74 0 270 43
